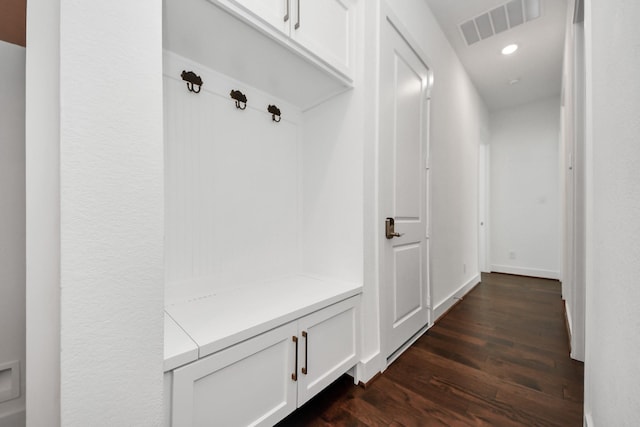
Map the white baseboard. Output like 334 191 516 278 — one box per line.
565 300 573 337
355 351 383 385
490 265 560 280
584 412 593 427
570 350 585 362
563 300 586 362
0 409 25 427
0 361 20 404
432 274 481 323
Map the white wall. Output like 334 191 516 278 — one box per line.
386 0 489 314
301 81 364 285
584 0 640 424
0 40 26 427
26 0 165 425
58 1 164 424
489 97 561 279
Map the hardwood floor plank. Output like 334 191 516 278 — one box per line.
276 273 584 427
360 378 475 426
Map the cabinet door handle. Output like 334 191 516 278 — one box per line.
301 331 308 375
284 0 290 22
291 336 298 381
295 0 300 29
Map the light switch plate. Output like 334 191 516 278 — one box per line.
0 361 20 403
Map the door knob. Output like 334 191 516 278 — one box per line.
385 218 403 239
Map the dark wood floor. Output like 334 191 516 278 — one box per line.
276 273 584 426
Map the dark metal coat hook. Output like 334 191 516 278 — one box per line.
230 90 247 110
267 105 282 122
181 70 203 93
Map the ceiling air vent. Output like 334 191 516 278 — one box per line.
459 0 541 46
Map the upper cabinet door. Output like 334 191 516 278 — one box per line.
200 0 355 97
227 0 290 35
290 0 354 78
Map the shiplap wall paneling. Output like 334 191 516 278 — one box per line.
164 60 300 292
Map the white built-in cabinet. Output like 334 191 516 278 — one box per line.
163 0 362 425
220 0 354 77
223 0 290 35
171 297 358 426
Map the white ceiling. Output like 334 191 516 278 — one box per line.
425 0 568 111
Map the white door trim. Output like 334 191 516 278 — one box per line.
479 143 490 273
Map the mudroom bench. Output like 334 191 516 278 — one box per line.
163 275 362 426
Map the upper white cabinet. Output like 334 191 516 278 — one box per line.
224 0 354 78
163 0 356 110
291 0 352 78
227 0 290 35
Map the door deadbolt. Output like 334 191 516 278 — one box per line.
385 217 403 239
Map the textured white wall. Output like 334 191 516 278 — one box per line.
58 1 164 425
387 0 489 308
584 0 640 424
490 97 561 279
0 40 26 426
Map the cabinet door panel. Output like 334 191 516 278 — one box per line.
292 0 352 76
225 0 290 35
296 297 358 405
172 322 297 427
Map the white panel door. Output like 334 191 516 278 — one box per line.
172 322 298 427
290 0 352 77
379 16 431 360
296 297 358 405
225 0 290 35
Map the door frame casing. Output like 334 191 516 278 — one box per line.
479 143 491 273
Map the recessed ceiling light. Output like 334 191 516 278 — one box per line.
502 44 519 55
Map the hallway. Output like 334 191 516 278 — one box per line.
277 273 584 426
